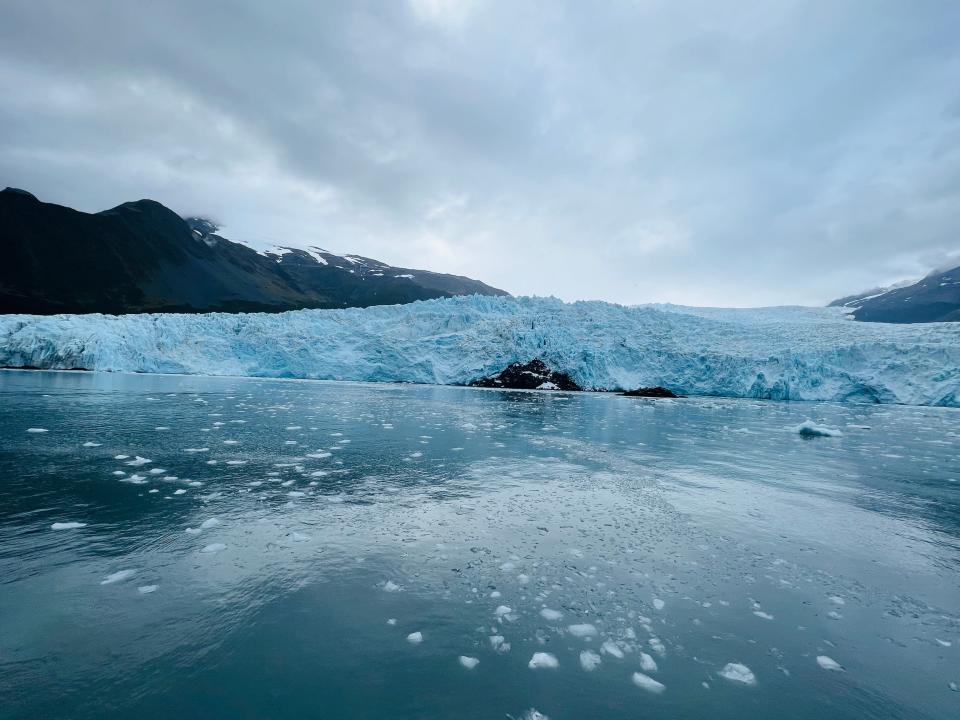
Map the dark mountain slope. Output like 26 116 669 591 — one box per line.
0 188 508 314
829 266 960 323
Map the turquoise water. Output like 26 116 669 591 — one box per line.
1 370 958 719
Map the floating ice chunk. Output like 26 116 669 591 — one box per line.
173 489 186 495
307 452 331 459
387 618 397 625
459 656 479 669
829 595 845 605
383 580 402 592
126 456 151 467
200 518 220 529
495 605 513 617
226 460 246 466
51 522 86 530
155 426 170 431
138 585 158 594
517 573 530 584
489 635 510 653
287 491 305 498
201 543 226 553
149 468 165 475
540 608 563 621
649 637 666 655
639 652 658 673
580 650 601 671
568 623 597 638
652 598 665 611
184 448 209 453
816 656 843 671
26 428 48 433
827 611 842 620
114 455 129 460
286 426 302 431
753 611 774 620
406 631 423 644
719 663 757 685
528 652 558 669
112 471 126 476
101 569 136 585
602 640 625 659
82 441 101 447
795 420 843 438
632 672 665 694
490 591 501 598
520 710 548 720
185 527 201 534
935 638 952 647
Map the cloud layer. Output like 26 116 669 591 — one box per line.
2 0 958 305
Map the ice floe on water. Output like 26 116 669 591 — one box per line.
125 456 151 466
795 420 843 438
567 623 597 639
382 580 402 592
579 650 601 671
81 441 100 447
138 585 158 594
639 652 658 673
406 632 423 644
489 635 510 653
601 640 624 659
719 662 757 685
816 656 843 671
458 656 479 669
100 569 136 585
539 608 563 621
26 427 48 433
528 652 559 669
51 522 86 530
201 543 226 553
631 672 665 694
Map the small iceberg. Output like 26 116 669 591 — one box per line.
528 652 559 669
795 420 843 438
632 672 665 694
719 662 757 685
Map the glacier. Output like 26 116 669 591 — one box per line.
1 295 958 406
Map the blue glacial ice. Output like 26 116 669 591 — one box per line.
0 295 958 406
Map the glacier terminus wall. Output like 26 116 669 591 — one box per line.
1 295 958 406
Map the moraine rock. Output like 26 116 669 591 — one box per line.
469 359 581 391
620 386 680 398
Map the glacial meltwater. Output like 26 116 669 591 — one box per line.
1 370 958 720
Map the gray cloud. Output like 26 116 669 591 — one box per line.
1 0 958 305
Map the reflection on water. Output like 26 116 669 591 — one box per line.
1 370 958 720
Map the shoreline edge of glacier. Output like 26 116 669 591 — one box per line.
1 295 958 407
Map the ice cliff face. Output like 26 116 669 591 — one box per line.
1 295 958 406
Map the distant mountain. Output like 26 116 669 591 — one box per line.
829 266 960 323
0 188 507 314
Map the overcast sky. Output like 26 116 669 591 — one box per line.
2 1 958 306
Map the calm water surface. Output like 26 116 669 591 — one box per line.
1 370 958 719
